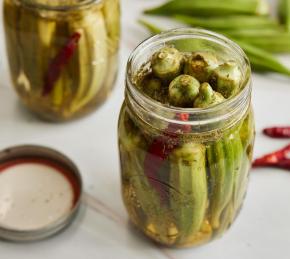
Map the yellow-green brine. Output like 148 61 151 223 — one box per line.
3 0 120 121
118 29 255 247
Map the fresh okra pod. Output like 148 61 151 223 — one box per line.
174 15 278 30
139 20 290 77
144 0 269 16
279 0 290 32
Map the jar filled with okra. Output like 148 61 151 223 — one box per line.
3 0 120 121
118 28 255 247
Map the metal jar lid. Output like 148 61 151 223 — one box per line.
0 145 82 242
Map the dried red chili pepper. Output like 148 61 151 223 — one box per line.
263 127 290 138
253 144 290 170
144 113 191 202
43 32 81 96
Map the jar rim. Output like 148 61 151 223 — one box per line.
18 0 102 11
126 28 252 132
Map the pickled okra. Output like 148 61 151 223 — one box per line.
3 0 120 121
119 42 254 247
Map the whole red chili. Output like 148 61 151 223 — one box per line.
263 127 290 139
144 113 191 203
253 144 290 170
43 32 81 96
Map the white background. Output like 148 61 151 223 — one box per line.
0 0 290 258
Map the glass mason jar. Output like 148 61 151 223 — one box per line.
118 29 255 248
3 0 120 121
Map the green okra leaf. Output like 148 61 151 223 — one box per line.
144 0 269 16
279 0 290 32
174 14 278 30
169 142 208 243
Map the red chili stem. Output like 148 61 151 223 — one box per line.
144 113 191 203
253 144 290 170
42 32 81 96
263 127 290 139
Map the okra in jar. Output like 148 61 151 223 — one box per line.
4 0 120 121
118 29 255 247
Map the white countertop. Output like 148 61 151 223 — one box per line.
0 0 290 258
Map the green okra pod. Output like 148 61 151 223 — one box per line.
17 6 42 92
236 40 290 76
169 142 208 243
151 46 183 82
225 30 290 53
119 111 173 244
174 15 278 30
207 133 240 229
210 61 242 99
142 77 165 102
233 156 250 213
70 9 108 113
139 19 162 34
194 83 225 108
103 0 120 54
184 51 219 83
231 132 245 211
279 0 290 32
3 0 21 86
139 19 290 77
240 109 255 150
144 0 269 16
207 141 227 229
168 74 200 107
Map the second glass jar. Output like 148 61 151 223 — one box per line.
3 0 120 121
118 29 255 248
